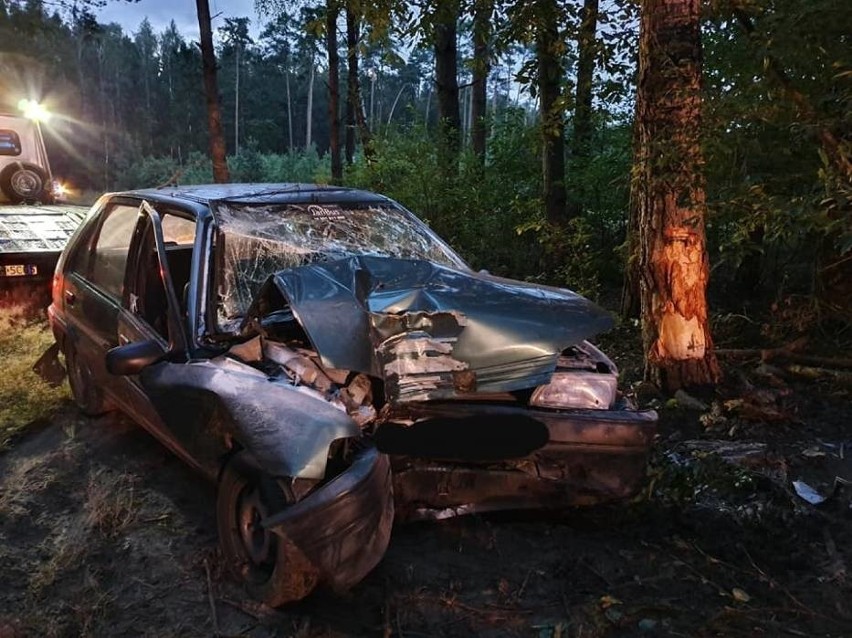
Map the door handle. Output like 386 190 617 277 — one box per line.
64 290 76 306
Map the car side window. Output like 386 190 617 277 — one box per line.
161 214 196 246
126 209 197 341
88 204 139 299
0 130 22 156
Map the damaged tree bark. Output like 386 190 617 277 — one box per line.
633 0 720 390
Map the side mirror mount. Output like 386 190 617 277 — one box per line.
106 339 167 376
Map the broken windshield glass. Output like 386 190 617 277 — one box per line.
214 202 468 332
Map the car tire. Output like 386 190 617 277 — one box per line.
217 453 320 606
0 162 49 204
65 344 111 416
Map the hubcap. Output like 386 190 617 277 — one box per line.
237 486 272 566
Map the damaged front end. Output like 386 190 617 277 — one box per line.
220 253 657 521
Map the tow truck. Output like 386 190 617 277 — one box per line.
1 102 87 311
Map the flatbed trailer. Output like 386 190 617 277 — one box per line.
0 204 87 312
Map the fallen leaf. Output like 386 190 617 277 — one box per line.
599 595 621 608
732 587 751 603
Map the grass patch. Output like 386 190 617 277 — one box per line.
29 467 141 594
0 305 69 448
85 468 139 537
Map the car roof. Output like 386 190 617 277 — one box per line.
120 183 388 206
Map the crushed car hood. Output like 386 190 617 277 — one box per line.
246 256 614 402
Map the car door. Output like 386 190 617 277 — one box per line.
111 201 218 475
61 199 141 405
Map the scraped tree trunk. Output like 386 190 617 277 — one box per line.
633 0 720 390
195 0 230 183
434 0 461 171
536 0 567 224
471 0 491 163
327 0 342 181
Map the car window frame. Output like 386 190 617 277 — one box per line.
121 200 198 351
69 198 143 302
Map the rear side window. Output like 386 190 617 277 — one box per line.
162 214 196 246
88 204 139 299
0 130 21 156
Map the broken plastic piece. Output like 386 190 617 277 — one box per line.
792 480 827 505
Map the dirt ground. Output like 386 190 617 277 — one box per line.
0 349 851 637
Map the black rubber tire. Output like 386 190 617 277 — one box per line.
0 162 49 204
217 453 320 606
64 344 111 416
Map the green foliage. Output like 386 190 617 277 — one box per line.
115 148 330 189
345 109 629 298
346 111 545 280
702 0 852 306
517 217 602 299
0 309 69 448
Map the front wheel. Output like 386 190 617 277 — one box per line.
217 453 320 606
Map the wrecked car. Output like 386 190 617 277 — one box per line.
47 184 657 605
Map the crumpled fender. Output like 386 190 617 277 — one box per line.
140 358 360 479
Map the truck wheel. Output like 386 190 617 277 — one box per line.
65 344 110 416
0 163 49 204
217 453 320 606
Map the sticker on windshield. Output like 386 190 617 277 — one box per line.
307 204 345 221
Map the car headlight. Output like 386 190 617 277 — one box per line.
530 372 618 410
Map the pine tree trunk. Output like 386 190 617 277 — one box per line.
195 0 230 183
344 2 356 164
536 0 567 224
434 0 461 169
234 44 240 155
346 4 372 161
306 61 314 149
633 0 720 390
573 0 598 158
286 70 293 152
471 0 491 163
327 1 342 181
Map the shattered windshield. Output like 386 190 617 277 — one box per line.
214 201 468 332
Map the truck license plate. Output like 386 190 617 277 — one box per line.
1 264 38 277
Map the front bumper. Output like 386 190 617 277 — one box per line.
262 445 394 591
379 403 658 521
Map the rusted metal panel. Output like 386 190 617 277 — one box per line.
378 402 656 520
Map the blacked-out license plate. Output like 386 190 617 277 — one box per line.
1 264 38 277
